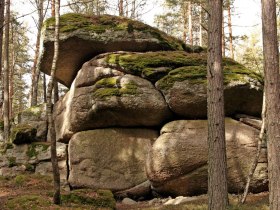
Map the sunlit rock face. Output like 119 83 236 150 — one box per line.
34 14 267 198
38 13 187 87
68 129 157 193
146 119 268 196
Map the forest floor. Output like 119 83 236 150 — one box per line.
0 173 269 210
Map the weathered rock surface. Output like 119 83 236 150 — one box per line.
54 63 171 142
39 13 187 87
13 104 48 142
146 119 268 196
115 180 151 199
68 129 157 193
0 142 67 183
88 51 263 118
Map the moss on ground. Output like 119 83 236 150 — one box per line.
93 77 139 99
6 195 52 210
61 189 116 209
8 156 17 167
44 13 185 50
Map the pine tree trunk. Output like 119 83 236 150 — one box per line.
31 0 44 107
43 73 47 103
0 0 5 79
53 79 59 103
207 0 229 209
119 0 124 16
227 0 234 59
241 92 266 204
183 2 188 43
51 0 55 17
47 0 61 204
222 14 225 57
3 0 10 142
188 1 193 46
199 2 203 46
261 0 280 209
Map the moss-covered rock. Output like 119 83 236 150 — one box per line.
55 73 172 143
39 13 188 87
10 124 37 145
104 51 263 87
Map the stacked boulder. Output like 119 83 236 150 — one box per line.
4 13 266 198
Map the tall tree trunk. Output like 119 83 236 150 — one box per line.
183 2 188 43
227 0 234 59
207 0 229 209
53 79 59 103
0 0 4 79
51 0 59 103
119 0 124 16
9 25 15 119
3 0 10 142
43 73 47 103
241 92 266 204
47 0 61 204
222 14 225 57
188 1 193 46
261 0 280 209
199 2 203 46
31 0 44 107
0 0 5 119
51 0 55 17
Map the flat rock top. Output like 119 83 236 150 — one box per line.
38 13 188 87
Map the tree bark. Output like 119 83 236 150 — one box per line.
31 0 44 107
47 0 61 204
3 0 10 142
119 0 124 16
222 13 225 57
261 0 280 209
53 79 59 103
0 0 4 79
227 0 234 59
199 2 203 46
51 0 55 17
188 1 193 46
241 92 266 204
183 1 188 43
207 0 229 209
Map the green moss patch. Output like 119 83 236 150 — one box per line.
6 195 51 210
106 51 207 77
44 13 185 50
93 77 139 99
61 189 116 209
104 51 262 90
26 142 50 158
8 157 17 167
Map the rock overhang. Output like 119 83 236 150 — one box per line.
38 13 193 87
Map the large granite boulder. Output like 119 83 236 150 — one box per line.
102 51 262 118
68 128 157 194
146 119 268 196
39 13 188 87
54 58 171 142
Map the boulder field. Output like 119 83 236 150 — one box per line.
0 13 267 199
